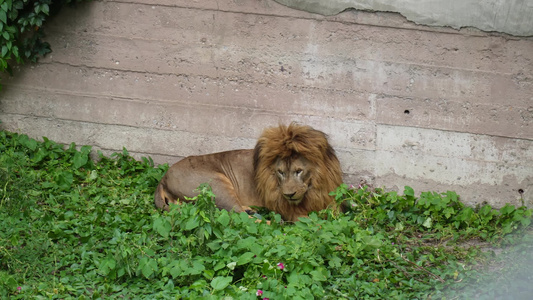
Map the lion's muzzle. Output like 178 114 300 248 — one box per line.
283 192 304 205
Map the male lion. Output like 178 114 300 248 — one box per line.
154 123 343 222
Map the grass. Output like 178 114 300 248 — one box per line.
0 129 532 299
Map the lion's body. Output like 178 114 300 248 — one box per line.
154 149 260 212
154 123 343 221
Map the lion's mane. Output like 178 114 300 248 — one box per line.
253 123 343 221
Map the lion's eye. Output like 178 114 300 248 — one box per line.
295 169 303 176
277 170 285 177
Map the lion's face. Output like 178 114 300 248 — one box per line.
274 156 311 205
253 123 343 221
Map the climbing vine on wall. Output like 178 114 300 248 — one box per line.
0 0 91 90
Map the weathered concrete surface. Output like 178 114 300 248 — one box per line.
275 0 533 36
0 0 532 208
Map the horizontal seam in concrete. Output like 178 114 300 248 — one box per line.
2 83 363 120
373 147 532 166
43 39 515 76
0 109 365 141
6 60 373 98
0 99 368 131
376 122 533 143
36 56 513 88
0 112 158 132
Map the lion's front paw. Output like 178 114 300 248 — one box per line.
242 206 257 215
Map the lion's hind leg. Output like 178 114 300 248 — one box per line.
210 173 256 215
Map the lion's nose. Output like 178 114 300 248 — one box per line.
284 192 296 199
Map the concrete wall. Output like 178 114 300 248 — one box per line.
0 0 532 208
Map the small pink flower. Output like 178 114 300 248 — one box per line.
256 290 263 296
277 262 285 270
263 298 269 300
17 286 22 292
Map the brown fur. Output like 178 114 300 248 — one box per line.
154 123 343 222
253 123 343 221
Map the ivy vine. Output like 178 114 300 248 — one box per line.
0 0 90 90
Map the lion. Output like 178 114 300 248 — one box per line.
154 123 343 222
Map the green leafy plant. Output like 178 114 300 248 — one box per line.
0 0 91 90
332 183 531 244
0 130 531 298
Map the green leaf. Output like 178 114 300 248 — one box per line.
190 260 205 275
73 151 88 169
35 17 43 28
422 217 433 228
54 171 74 190
41 3 49 15
14 0 23 10
443 207 455 219
310 268 328 281
0 10 7 24
185 216 199 230
404 186 415 198
139 257 158 279
168 260 185 278
395 222 404 231
236 236 257 251
190 279 208 290
88 170 98 181
98 257 116 276
217 210 230 227
153 217 171 238
18 134 38 151
210 276 232 290
1 275 18 291
236 252 255 265
361 235 382 250
1 2 9 12
388 192 398 203
500 204 515 215
203 269 214 280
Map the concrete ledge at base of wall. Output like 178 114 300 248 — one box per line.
274 0 533 37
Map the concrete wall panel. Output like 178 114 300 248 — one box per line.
377 95 533 140
1 0 531 207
